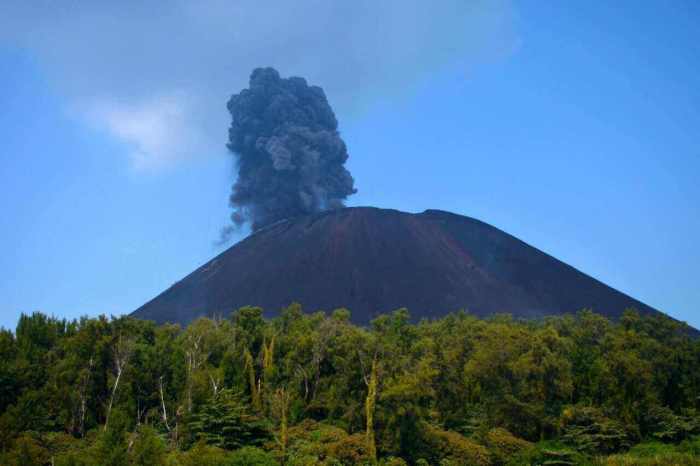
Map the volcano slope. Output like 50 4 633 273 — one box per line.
132 207 672 327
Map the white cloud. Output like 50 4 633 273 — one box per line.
0 0 518 170
87 93 205 171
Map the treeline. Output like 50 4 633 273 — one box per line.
0 306 699 465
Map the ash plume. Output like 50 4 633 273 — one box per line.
225 67 356 233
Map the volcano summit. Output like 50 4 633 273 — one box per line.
132 207 670 327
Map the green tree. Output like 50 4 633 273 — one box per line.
131 425 167 466
3 433 49 466
92 408 130 466
229 446 278 466
187 389 270 450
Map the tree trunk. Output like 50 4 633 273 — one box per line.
104 335 132 430
78 356 94 436
280 393 288 464
104 366 122 431
185 333 205 413
159 376 171 431
365 356 378 463
245 349 261 411
209 374 220 397
186 351 193 413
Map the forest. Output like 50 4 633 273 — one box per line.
0 306 699 465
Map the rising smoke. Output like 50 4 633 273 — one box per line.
224 68 356 233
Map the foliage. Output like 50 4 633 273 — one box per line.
176 440 232 466
602 439 700 466
679 435 700 456
326 432 372 465
228 446 278 466
279 419 365 465
643 405 699 442
420 423 492 465
3 432 50 466
92 408 130 466
0 307 698 464
187 389 270 450
130 425 168 466
481 427 533 465
380 457 408 466
560 405 632 454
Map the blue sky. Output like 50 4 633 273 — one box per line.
1 1 699 330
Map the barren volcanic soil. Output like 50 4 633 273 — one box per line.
131 207 674 328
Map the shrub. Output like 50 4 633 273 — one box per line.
278 419 374 465
511 440 589 466
228 446 278 466
421 424 491 466
643 406 699 442
482 428 533 465
380 457 408 466
560 406 631 454
277 419 350 464
44 432 85 461
178 441 232 466
2 433 50 466
56 451 91 466
326 432 371 465
605 440 700 464
130 425 167 466
678 435 700 455
92 409 130 466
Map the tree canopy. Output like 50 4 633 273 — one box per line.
0 306 698 465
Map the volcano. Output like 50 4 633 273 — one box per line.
131 207 682 328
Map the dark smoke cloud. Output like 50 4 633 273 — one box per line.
225 68 356 232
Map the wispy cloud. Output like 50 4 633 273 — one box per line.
86 93 204 171
0 0 518 170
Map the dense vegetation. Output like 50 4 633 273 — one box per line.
0 306 699 465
